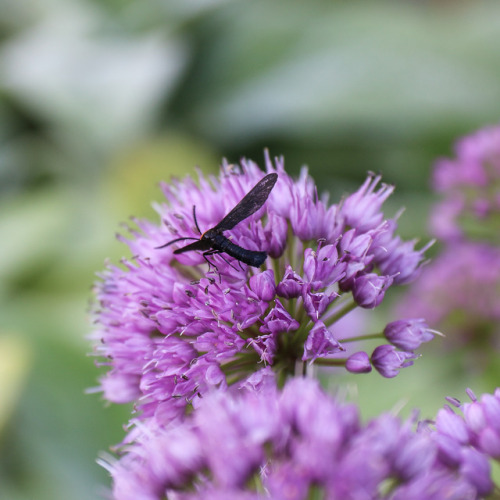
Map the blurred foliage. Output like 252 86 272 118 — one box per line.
1 0 500 498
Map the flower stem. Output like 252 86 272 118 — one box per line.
323 297 357 327
313 358 347 367
338 332 384 343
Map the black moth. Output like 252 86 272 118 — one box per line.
158 173 278 268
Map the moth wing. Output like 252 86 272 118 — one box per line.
213 173 278 232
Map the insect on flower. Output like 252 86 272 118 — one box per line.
157 173 278 268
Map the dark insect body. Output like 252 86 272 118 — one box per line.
158 173 278 268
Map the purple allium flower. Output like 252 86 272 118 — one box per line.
92 154 431 419
431 123 500 243
400 124 500 362
103 378 494 500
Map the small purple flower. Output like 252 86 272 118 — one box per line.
259 299 300 336
338 229 374 290
92 154 431 421
435 406 470 444
352 273 394 309
249 269 276 302
371 345 417 378
384 319 436 351
247 334 277 366
302 321 343 362
339 172 394 232
302 287 338 321
378 237 434 285
275 266 304 299
285 167 339 242
262 213 288 258
303 244 345 289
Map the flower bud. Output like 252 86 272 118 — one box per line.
249 269 276 302
371 345 417 378
352 274 393 309
345 351 372 373
383 319 434 351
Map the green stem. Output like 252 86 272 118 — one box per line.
323 298 357 327
221 354 260 372
338 332 384 343
293 300 308 326
272 254 282 285
313 358 347 367
307 484 325 500
302 360 307 376
226 374 246 386
237 325 261 340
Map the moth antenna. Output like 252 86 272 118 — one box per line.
193 206 202 235
155 236 199 249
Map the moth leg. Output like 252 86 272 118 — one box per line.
207 249 238 272
221 255 238 272
203 251 239 283
202 250 219 274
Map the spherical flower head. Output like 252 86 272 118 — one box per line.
431 123 500 243
104 378 493 500
91 154 431 419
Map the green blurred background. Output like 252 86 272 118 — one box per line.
1 0 500 498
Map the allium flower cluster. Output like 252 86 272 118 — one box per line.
92 154 432 421
400 124 500 355
104 378 495 500
431 123 500 243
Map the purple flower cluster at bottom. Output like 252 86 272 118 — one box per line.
105 378 495 500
